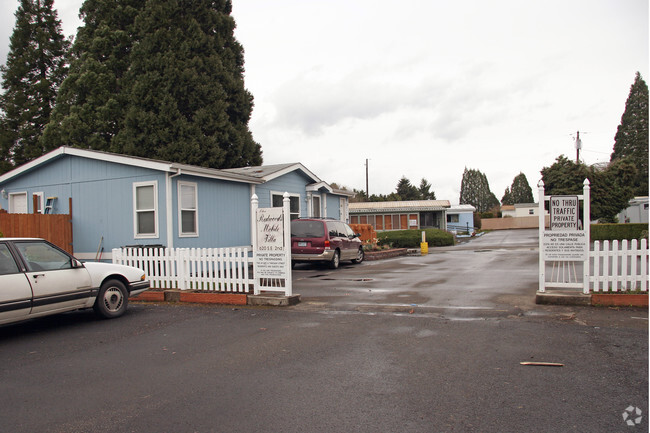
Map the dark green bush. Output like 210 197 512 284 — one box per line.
590 223 648 241
377 229 454 248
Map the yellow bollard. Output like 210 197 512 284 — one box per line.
421 231 428 255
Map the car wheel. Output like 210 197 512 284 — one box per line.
352 247 364 264
329 251 340 269
94 279 129 319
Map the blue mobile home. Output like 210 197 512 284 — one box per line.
0 147 353 260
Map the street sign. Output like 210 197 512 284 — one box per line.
549 195 580 230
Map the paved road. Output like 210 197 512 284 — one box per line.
0 230 646 433
291 229 639 327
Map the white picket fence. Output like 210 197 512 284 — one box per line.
112 247 253 292
589 239 648 292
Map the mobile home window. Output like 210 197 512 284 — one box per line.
134 181 158 238
178 182 198 236
272 193 300 220
312 196 321 217
8 192 27 214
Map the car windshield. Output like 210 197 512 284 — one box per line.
291 221 325 237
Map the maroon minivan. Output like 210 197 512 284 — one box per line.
291 219 364 269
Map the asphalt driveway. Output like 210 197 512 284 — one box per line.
0 229 646 433
291 229 646 327
292 229 540 313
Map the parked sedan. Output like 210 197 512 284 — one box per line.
0 238 149 326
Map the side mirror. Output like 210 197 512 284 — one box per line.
72 259 84 268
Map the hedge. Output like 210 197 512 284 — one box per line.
377 229 454 248
590 223 648 241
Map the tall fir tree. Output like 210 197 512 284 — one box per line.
43 0 262 168
0 0 70 173
41 0 144 152
509 172 534 204
610 72 649 195
459 167 499 213
418 178 436 200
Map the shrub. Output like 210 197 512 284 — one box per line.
590 223 648 241
377 229 454 248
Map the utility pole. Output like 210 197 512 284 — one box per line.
365 159 369 199
575 131 582 163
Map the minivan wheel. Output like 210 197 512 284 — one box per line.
329 251 340 269
352 247 364 264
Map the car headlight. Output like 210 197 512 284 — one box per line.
140 274 146 281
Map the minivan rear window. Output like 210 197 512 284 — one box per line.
291 220 325 238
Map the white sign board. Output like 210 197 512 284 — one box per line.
255 207 288 278
549 195 579 230
542 231 588 261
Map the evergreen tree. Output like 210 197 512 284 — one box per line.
114 0 261 167
395 176 420 201
0 0 70 173
540 155 636 222
43 0 262 168
509 172 534 204
418 178 436 200
42 0 144 152
459 167 499 213
610 72 649 195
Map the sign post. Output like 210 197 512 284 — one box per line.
538 180 590 294
252 192 292 296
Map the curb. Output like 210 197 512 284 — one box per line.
364 248 408 261
129 289 299 307
535 291 591 306
536 291 649 307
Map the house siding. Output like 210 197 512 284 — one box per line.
0 149 351 257
172 175 252 248
326 194 342 220
0 156 168 255
255 171 313 216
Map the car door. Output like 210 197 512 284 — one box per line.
13 240 93 315
332 222 353 260
0 242 33 324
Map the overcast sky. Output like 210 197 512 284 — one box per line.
1 0 648 204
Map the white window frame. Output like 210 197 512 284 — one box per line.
312 195 321 218
178 181 198 237
133 181 159 239
271 191 301 220
8 192 28 214
33 192 44 214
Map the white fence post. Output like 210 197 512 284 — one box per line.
538 180 546 293
283 192 293 296
582 179 590 294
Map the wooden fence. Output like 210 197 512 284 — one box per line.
349 223 377 244
112 247 253 292
0 210 73 253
